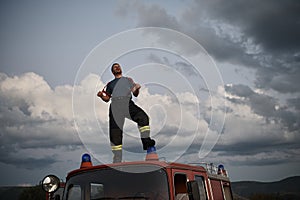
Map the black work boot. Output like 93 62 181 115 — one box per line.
141 137 156 150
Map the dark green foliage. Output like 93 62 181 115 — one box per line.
18 185 46 200
0 187 24 200
249 193 283 200
232 176 300 200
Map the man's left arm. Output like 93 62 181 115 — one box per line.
132 83 141 97
128 77 141 97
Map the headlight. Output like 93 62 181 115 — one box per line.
42 175 60 193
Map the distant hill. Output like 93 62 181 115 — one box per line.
232 176 300 199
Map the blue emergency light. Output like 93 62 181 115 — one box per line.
218 164 224 170
80 153 92 168
217 164 228 176
145 146 159 161
147 146 156 154
82 153 91 162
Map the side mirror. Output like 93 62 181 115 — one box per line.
42 175 60 193
187 181 200 200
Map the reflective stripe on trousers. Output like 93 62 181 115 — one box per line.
139 125 150 138
111 144 122 163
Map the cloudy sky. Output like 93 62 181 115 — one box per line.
1 0 300 186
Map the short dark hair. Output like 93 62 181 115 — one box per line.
111 63 120 72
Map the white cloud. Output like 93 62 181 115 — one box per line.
1 71 299 183
0 72 82 168
0 72 215 165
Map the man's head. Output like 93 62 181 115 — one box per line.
111 63 122 76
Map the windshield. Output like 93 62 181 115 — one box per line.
63 164 169 200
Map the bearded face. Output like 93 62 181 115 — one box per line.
112 64 122 76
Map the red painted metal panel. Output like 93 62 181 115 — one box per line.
210 179 224 200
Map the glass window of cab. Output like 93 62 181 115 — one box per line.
64 164 169 200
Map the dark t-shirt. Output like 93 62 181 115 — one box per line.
106 77 134 98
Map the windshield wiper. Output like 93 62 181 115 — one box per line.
93 196 149 199
118 196 149 199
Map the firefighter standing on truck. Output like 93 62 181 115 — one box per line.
97 63 156 163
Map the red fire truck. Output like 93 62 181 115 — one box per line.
42 149 233 200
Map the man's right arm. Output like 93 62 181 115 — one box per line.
97 91 111 102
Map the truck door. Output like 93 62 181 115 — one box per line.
210 179 223 200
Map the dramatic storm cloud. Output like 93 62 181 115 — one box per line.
117 0 300 180
117 0 300 94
